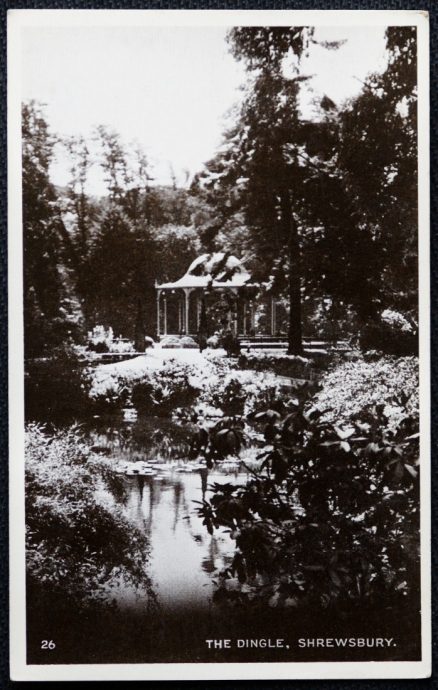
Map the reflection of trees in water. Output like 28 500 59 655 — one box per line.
201 535 221 575
172 482 184 532
87 417 194 462
130 419 193 460
133 474 189 536
200 467 208 500
128 476 157 533
129 475 148 530
91 421 246 603
138 475 145 501
133 467 221 560
201 530 233 576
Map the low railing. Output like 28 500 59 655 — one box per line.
238 336 351 352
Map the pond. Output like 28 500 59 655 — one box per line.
86 416 251 614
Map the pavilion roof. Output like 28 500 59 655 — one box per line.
157 252 255 290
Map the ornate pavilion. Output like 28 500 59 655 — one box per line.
155 252 282 339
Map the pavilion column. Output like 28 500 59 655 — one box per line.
196 294 201 330
185 290 189 334
156 288 161 338
183 288 193 335
270 296 276 336
243 298 247 335
231 289 238 336
178 294 182 333
163 293 168 335
250 301 256 333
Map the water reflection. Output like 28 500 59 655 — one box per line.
86 416 247 613
88 416 194 462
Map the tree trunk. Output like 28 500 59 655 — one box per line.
134 297 145 351
281 192 303 355
198 297 208 337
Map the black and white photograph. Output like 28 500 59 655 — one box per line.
8 9 430 681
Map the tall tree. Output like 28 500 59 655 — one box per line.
337 26 418 322
22 101 83 357
64 135 93 252
89 130 199 339
62 134 101 326
197 26 419 347
301 27 418 325
196 28 316 353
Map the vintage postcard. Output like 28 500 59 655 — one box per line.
8 8 430 681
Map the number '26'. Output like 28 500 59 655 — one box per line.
41 640 56 650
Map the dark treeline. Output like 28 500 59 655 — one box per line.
23 109 200 356
23 25 417 362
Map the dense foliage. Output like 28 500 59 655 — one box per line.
26 425 152 603
313 355 418 432
23 104 200 354
238 351 317 380
197 375 419 612
23 102 83 358
88 353 281 419
131 362 198 416
193 26 418 351
25 345 91 422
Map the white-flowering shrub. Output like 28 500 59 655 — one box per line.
88 325 113 350
87 347 291 418
87 325 134 353
201 369 280 417
381 309 415 333
131 360 198 415
109 338 134 354
206 333 220 348
88 366 131 408
312 356 418 432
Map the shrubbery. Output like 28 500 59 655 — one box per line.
25 346 91 422
88 366 131 411
200 369 281 419
131 361 198 416
26 425 152 604
88 354 282 419
208 377 247 416
312 356 418 433
89 357 203 413
197 381 420 613
359 316 417 356
196 353 420 613
238 351 320 380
